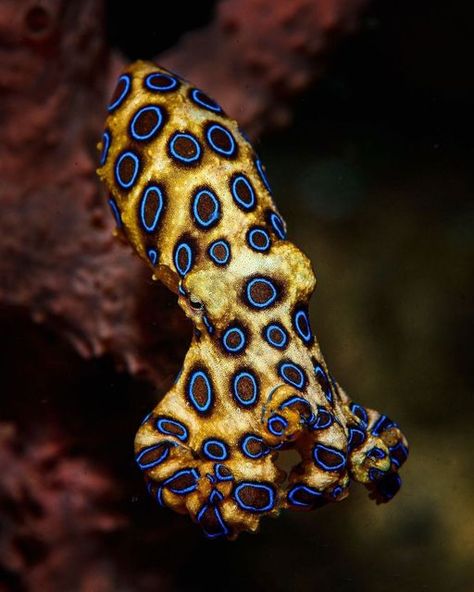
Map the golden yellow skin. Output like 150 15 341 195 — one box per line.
97 61 408 539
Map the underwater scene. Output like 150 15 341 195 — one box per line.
0 0 472 590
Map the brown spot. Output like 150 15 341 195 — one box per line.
138 443 170 466
133 108 159 137
195 191 218 224
191 375 210 408
246 439 264 456
236 484 272 510
236 376 254 401
166 472 196 491
117 153 138 186
209 127 233 151
159 420 184 438
173 135 198 159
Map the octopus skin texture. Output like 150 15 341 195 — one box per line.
96 61 409 540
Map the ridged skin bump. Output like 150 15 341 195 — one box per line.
97 61 408 540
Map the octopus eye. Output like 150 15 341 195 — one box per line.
189 294 203 311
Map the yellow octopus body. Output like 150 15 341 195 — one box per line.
97 61 408 539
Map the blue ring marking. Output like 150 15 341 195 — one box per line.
246 277 278 309
279 362 306 389
267 414 288 436
222 326 246 353
294 309 312 344
208 239 231 265
367 446 387 460
147 249 158 266
247 227 271 252
255 158 271 192
173 242 193 276
163 468 200 495
230 174 256 210
135 442 176 470
192 188 220 228
371 415 395 437
279 395 310 412
197 503 230 539
155 418 188 442
144 72 178 92
114 151 140 189
140 184 164 232
178 284 187 297
202 438 229 461
311 408 334 430
129 105 164 141
202 315 214 335
206 123 236 156
156 486 164 507
214 463 233 481
108 74 131 112
287 484 324 508
269 211 287 239
108 198 122 228
234 482 275 513
240 435 268 459
232 371 258 407
187 369 213 413
314 363 333 405
100 130 110 165
264 322 288 349
368 467 386 482
331 485 343 499
190 88 222 113
347 426 367 451
388 442 409 468
169 132 202 164
209 489 224 504
140 411 152 425
350 402 368 427
313 444 347 472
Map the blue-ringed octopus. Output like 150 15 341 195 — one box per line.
96 61 409 540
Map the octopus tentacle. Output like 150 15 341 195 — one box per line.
96 61 408 539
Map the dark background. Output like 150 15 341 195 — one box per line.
2 0 473 590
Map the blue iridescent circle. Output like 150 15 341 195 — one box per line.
163 468 199 495
155 417 189 442
313 362 333 405
129 105 164 141
313 444 347 471
192 188 221 228
279 361 306 389
144 72 179 92
240 434 269 459
173 241 193 276
140 185 164 232
100 130 110 166
189 88 223 113
287 484 324 508
311 407 334 430
169 132 202 164
205 123 237 157
293 308 312 344
222 326 246 354
255 158 271 192
108 198 122 228
230 174 256 210
247 226 271 252
147 249 158 265
135 441 176 470
202 438 229 461
187 369 213 414
233 482 275 513
349 402 368 427
197 503 230 539
108 74 131 112
114 150 140 189
232 370 258 407
245 277 278 309
263 322 288 349
208 239 231 265
269 211 286 239
267 414 288 436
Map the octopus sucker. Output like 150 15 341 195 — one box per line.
97 60 408 540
